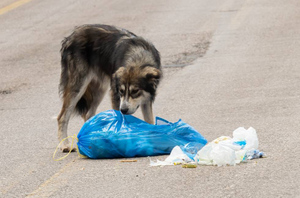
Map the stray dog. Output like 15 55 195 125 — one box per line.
57 24 162 152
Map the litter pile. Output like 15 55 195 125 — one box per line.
54 110 266 167
150 127 265 167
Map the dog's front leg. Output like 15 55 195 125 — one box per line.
141 101 154 124
110 89 120 110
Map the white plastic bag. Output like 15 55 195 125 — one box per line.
233 127 258 150
195 136 244 166
150 146 192 166
194 127 259 166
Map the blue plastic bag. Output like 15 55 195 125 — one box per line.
77 110 207 159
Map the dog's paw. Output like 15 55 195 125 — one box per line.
60 144 77 153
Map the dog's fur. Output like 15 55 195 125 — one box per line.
57 24 162 152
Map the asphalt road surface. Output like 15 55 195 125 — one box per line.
1 0 300 197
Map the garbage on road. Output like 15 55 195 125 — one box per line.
53 109 265 166
149 145 193 166
150 127 266 167
76 110 207 159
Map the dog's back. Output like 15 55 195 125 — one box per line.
60 25 135 86
59 24 160 93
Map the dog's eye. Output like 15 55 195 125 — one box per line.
119 89 125 96
131 89 139 95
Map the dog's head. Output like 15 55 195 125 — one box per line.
112 66 161 114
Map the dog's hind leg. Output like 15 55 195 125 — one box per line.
141 101 154 124
83 75 110 121
57 73 93 152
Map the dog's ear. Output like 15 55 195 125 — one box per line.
142 66 161 89
111 67 125 96
113 67 126 79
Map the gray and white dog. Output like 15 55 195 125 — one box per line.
57 24 162 152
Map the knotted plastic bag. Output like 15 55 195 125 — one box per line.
77 110 207 159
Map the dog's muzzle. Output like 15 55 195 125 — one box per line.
121 108 129 114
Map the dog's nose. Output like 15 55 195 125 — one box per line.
121 108 129 114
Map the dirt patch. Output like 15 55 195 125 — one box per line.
158 32 212 85
159 32 212 83
0 83 27 96
0 89 12 95
164 41 210 66
161 32 212 67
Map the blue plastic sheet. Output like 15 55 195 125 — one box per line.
77 110 207 159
